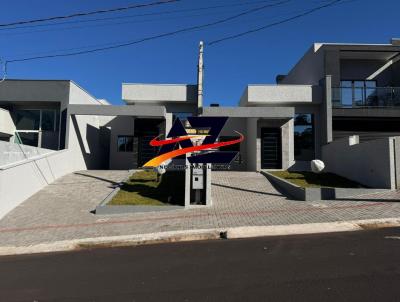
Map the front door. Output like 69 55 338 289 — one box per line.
261 128 281 169
138 134 158 167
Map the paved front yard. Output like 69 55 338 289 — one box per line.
0 170 400 247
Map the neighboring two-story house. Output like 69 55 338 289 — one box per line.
205 39 400 172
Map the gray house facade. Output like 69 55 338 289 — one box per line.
1 39 400 200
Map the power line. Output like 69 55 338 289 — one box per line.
208 0 344 45
0 0 180 28
0 0 279 31
6 0 291 64
0 1 289 37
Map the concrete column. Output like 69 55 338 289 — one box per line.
206 163 212 206
282 118 294 169
246 118 258 171
165 113 173 136
394 137 400 189
65 108 71 149
184 158 191 207
322 75 333 144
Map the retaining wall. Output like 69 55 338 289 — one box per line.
322 136 399 189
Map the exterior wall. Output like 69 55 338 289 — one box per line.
322 136 396 189
68 82 101 106
324 50 341 86
67 114 111 170
0 108 15 137
244 85 321 105
0 149 81 219
0 80 70 105
108 116 135 170
281 44 325 85
246 118 257 171
122 84 197 104
321 75 333 144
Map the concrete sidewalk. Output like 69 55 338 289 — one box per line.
0 170 400 255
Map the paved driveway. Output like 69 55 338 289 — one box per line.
1 170 400 247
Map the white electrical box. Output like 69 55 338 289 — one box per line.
192 168 204 189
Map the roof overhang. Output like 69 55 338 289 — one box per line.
202 107 294 118
322 44 400 61
68 104 166 118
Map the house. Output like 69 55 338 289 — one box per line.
1 38 400 218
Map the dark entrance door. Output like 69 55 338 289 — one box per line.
138 134 158 167
261 128 281 169
134 118 163 167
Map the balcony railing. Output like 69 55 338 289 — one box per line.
332 87 400 108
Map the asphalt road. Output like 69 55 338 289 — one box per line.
1 228 400 302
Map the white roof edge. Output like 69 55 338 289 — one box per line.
122 83 196 86
316 42 393 46
69 80 102 105
247 84 314 87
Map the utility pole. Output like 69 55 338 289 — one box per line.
197 41 204 116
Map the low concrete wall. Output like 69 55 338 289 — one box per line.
322 136 397 189
262 171 389 201
0 149 83 219
262 171 305 200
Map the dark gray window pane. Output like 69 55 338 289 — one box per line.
41 110 55 131
294 114 315 161
365 81 376 88
41 131 59 150
126 136 133 152
14 110 40 130
117 137 126 152
14 132 39 147
340 81 352 88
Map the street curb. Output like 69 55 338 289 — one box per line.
0 218 400 256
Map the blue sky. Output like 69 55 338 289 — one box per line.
1 0 399 105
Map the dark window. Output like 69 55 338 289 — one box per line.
117 136 134 152
339 80 377 107
14 110 40 130
14 132 39 147
294 114 315 161
60 109 67 149
41 110 56 131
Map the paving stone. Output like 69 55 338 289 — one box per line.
0 170 400 247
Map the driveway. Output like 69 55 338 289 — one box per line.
1 170 400 248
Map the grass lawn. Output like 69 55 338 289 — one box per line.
109 170 185 206
269 171 363 188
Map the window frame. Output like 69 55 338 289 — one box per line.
117 135 134 153
294 113 315 161
14 109 58 148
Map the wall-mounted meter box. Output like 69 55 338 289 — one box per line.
192 168 204 189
